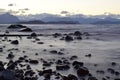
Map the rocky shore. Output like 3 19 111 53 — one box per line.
0 24 119 80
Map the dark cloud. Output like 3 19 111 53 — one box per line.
61 11 69 14
8 3 16 6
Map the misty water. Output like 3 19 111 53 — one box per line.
0 24 120 80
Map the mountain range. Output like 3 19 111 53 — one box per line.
0 12 120 24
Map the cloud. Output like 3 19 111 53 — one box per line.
8 3 16 6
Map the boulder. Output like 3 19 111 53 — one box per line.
29 60 39 64
77 67 89 76
74 31 82 36
11 40 19 45
31 32 37 37
68 74 78 80
65 35 73 41
56 64 70 70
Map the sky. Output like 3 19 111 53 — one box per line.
0 0 120 15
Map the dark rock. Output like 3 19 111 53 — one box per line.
56 64 70 70
77 67 89 76
7 53 14 59
107 68 115 74
31 32 37 37
85 54 92 57
43 62 51 67
65 35 73 41
76 36 82 40
68 74 78 80
72 61 84 67
74 31 82 36
29 60 39 64
11 40 19 45
53 33 61 38
25 70 35 76
111 62 117 66
70 55 78 60
56 60 62 65
20 28 32 32
0 48 3 52
50 50 57 54
96 70 105 74
37 42 44 44
58 52 64 55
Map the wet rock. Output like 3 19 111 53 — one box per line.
56 64 70 70
83 32 90 36
77 67 89 76
7 61 17 70
96 70 105 74
29 60 39 64
31 32 37 37
68 74 78 80
43 62 51 67
50 50 57 54
65 35 73 41
11 40 19 45
20 28 32 32
56 60 62 65
76 36 82 40
85 54 92 57
115 71 120 76
0 48 3 52
0 61 4 71
53 33 61 38
25 70 35 76
72 61 84 68
111 62 117 66
58 52 64 55
37 42 44 44
7 53 14 59
70 55 78 60
107 68 115 74
74 31 82 36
